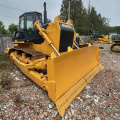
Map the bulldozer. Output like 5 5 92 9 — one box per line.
6 2 104 117
89 31 112 44
111 34 120 52
74 33 92 49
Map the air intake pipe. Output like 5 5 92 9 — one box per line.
43 2 47 24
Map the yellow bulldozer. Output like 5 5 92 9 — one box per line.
111 34 120 52
89 31 112 44
6 2 104 117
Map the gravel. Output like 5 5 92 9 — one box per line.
0 43 120 119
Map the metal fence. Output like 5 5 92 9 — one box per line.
0 36 13 53
80 36 90 44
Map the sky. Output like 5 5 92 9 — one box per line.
0 0 120 29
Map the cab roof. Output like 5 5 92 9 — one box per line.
19 11 42 18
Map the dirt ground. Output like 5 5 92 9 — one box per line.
0 43 120 120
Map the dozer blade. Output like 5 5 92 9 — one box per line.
47 46 104 117
9 46 103 117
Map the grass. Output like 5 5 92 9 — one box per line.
14 94 24 105
109 50 113 54
105 69 112 73
0 53 3 57
0 72 12 89
100 52 105 57
0 53 13 70
0 61 8 66
0 53 3 60
0 99 4 104
0 54 13 90
0 73 2 89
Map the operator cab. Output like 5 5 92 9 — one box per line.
91 31 103 38
13 12 44 44
113 34 120 43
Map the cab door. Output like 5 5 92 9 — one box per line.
25 14 35 41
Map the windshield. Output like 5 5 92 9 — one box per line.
36 14 42 25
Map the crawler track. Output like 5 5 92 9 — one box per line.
9 48 47 59
111 44 120 53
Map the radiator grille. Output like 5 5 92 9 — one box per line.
59 23 74 52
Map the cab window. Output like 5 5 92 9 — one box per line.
36 14 42 25
20 16 24 29
27 15 33 30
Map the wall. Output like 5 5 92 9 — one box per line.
0 36 13 53
80 36 90 44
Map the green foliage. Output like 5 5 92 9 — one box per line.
60 0 117 35
5 30 11 35
0 61 8 66
8 23 18 35
0 53 3 57
114 26 120 34
47 18 52 23
0 54 3 61
0 21 11 35
0 21 6 35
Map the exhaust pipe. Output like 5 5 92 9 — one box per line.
43 2 47 24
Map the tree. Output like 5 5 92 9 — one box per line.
60 0 113 35
114 26 120 34
60 0 69 22
60 0 89 35
47 18 52 23
0 21 6 35
8 23 18 35
5 30 11 35
87 6 111 35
